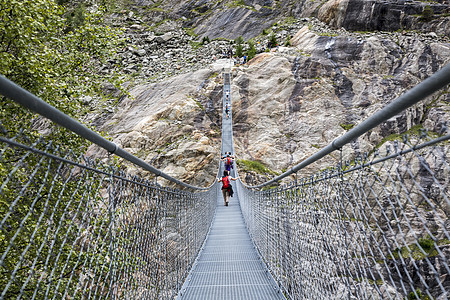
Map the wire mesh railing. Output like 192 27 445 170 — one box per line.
238 131 449 299
237 61 450 299
0 126 218 299
1 61 449 300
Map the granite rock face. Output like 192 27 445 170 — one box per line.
125 0 449 41
318 0 450 35
230 25 449 183
95 0 449 183
173 0 319 40
96 21 449 186
95 65 229 187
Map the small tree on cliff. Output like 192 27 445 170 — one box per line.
246 40 256 61
235 35 244 57
269 34 278 48
421 5 434 22
236 44 243 57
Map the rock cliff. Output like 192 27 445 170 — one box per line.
233 24 449 183
89 0 449 188
96 15 448 187
123 0 449 40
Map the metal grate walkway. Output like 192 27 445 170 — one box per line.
178 196 284 299
177 69 285 299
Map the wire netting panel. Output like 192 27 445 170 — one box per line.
0 129 217 299
238 134 449 300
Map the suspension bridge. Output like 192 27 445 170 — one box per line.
0 63 449 300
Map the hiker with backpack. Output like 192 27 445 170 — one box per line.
217 170 237 206
221 152 234 173
225 103 230 119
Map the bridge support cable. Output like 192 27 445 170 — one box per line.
0 75 206 190
249 63 450 189
237 65 450 299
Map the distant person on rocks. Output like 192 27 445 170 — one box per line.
217 170 237 206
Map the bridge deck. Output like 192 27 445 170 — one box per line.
178 198 284 299
178 69 284 299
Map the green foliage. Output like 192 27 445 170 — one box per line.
407 288 431 300
235 35 244 45
388 236 444 261
64 3 86 32
340 123 355 131
237 159 278 175
202 36 210 44
283 16 296 25
421 5 434 22
0 3 123 294
246 40 256 60
233 0 246 6
236 44 243 57
226 0 255 10
262 28 269 35
183 27 197 37
0 0 123 142
189 40 203 49
372 124 442 154
418 237 434 252
0 144 112 298
269 34 278 48
285 35 292 46
192 98 205 111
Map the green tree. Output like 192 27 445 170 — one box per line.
246 40 256 60
0 0 122 139
269 34 278 48
0 3 123 296
202 36 210 44
235 35 244 45
236 44 243 57
421 5 434 22
234 35 244 57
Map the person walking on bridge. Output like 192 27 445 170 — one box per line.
225 103 230 119
217 170 237 206
221 152 234 173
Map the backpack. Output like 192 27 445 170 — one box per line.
226 157 232 166
222 176 230 189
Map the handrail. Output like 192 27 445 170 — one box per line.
248 63 450 189
0 75 208 190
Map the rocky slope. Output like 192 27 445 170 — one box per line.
95 0 449 88
93 1 449 186
120 0 449 40
232 25 449 183
92 64 228 187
